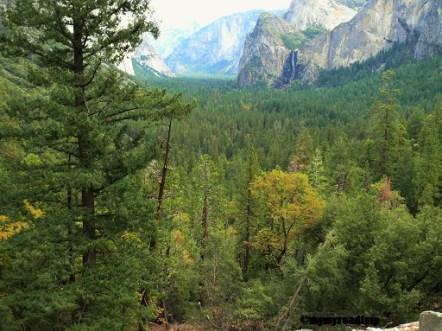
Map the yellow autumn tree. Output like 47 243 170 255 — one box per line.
251 169 324 265
0 215 26 241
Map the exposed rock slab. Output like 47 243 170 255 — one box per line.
285 0 356 31
420 311 442 331
238 13 298 86
133 38 175 78
298 0 442 81
237 0 357 87
166 11 268 76
118 37 174 78
365 322 419 331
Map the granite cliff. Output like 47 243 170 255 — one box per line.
166 10 275 76
298 0 442 82
284 0 356 31
118 36 174 78
238 0 357 87
238 0 442 87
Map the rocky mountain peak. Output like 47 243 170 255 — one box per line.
238 0 442 87
284 0 357 31
118 36 174 78
238 0 357 87
166 10 269 76
297 0 442 82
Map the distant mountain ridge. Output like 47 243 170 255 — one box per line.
238 0 357 87
152 24 202 59
297 0 442 82
336 0 369 9
238 0 442 87
284 0 356 31
166 10 285 76
118 36 175 78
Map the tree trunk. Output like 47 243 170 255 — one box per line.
82 186 96 266
242 187 252 281
201 192 209 255
156 118 173 220
73 18 96 267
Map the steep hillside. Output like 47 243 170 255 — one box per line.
336 0 369 9
238 0 442 87
238 0 356 87
237 13 299 86
298 0 442 82
118 37 174 78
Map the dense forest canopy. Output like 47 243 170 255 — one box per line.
0 1 441 330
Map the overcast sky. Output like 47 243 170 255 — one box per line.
150 0 290 29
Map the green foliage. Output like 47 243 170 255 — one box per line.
303 26 326 40
0 1 441 327
416 99 442 208
135 56 442 326
316 41 417 87
250 170 325 268
0 0 192 330
281 33 306 50
369 70 405 178
281 27 325 50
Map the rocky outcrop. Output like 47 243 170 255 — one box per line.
298 0 442 81
420 311 442 331
238 0 442 87
363 322 419 331
336 0 369 9
118 37 174 78
133 38 175 78
166 10 273 76
276 50 304 88
238 13 299 86
237 0 357 87
284 0 356 31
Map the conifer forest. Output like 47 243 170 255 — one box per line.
0 0 441 330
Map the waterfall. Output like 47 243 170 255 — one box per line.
290 50 298 81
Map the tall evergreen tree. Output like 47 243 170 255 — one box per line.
236 145 261 280
416 103 442 208
369 70 404 179
0 0 191 329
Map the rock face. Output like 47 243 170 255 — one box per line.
133 38 175 78
238 13 299 86
118 37 174 78
420 311 442 331
237 0 356 86
284 0 356 31
362 322 419 331
238 0 442 87
166 10 273 76
336 0 369 9
298 0 442 81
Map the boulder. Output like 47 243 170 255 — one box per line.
352 322 419 331
420 311 442 331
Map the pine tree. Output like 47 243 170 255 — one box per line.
0 0 191 329
416 103 442 208
306 148 328 193
237 145 261 280
369 70 404 179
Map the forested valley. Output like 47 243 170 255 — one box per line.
0 1 441 330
